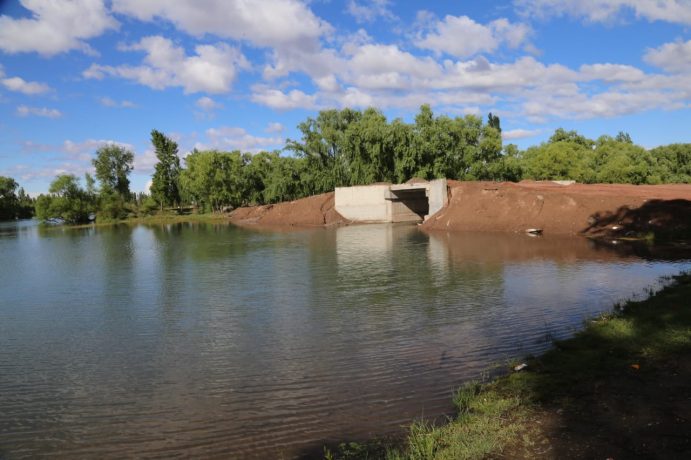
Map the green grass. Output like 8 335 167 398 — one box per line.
325 272 691 459
43 212 230 230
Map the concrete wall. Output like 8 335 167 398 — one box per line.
426 179 448 219
334 184 391 222
335 179 449 223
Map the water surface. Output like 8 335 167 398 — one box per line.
0 220 688 458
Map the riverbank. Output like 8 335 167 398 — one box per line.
421 181 691 239
324 272 691 459
225 181 691 241
229 192 348 227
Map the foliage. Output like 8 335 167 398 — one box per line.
35 174 95 224
0 176 34 220
92 144 135 198
33 106 691 226
180 149 250 212
150 129 181 209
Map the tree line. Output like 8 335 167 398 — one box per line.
1 105 689 224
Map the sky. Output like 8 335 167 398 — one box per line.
0 0 690 194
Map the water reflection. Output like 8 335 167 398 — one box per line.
0 221 688 458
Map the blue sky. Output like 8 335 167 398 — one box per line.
0 0 689 194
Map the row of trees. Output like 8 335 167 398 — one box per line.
0 176 34 220
4 104 690 224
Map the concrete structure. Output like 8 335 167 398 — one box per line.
335 179 448 223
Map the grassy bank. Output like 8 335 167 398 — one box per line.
41 212 230 230
326 272 691 459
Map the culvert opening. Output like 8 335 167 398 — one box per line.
388 188 429 222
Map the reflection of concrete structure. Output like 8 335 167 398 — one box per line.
335 179 448 223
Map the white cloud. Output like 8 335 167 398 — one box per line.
514 0 691 25
1 76 51 94
502 128 542 140
0 0 118 56
134 149 158 174
99 96 136 108
578 63 646 82
16 105 62 118
62 139 135 161
251 86 319 110
111 0 331 49
195 96 223 110
346 0 396 23
265 122 284 133
415 15 532 58
195 126 283 153
644 39 691 73
83 36 248 93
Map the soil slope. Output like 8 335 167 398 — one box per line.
229 192 347 227
422 180 691 237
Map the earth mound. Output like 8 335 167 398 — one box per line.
229 192 347 227
421 181 691 237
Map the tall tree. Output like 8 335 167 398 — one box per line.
150 130 181 210
487 112 501 133
92 144 134 198
0 176 20 220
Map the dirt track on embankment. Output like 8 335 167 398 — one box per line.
229 181 691 238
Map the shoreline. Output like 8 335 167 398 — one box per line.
324 271 691 459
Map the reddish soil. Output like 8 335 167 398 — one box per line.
423 180 691 237
228 192 348 227
228 181 691 239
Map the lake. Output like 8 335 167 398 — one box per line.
1 220 689 458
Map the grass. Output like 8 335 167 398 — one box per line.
324 272 691 459
42 212 230 230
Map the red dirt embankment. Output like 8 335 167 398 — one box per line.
228 181 691 238
422 180 691 237
229 192 348 227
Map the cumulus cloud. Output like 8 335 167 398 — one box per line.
251 86 319 110
644 39 691 73
0 0 118 56
99 96 136 108
415 15 532 58
111 0 331 49
134 149 158 174
346 0 397 23
1 76 51 94
16 105 62 118
83 36 248 93
514 0 691 25
195 96 223 110
195 126 283 153
502 128 542 140
265 122 284 133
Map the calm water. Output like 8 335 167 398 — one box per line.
1 220 689 458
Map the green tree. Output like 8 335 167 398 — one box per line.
0 176 20 220
150 130 181 210
180 150 249 212
35 174 95 224
615 131 633 144
487 112 501 132
92 144 135 198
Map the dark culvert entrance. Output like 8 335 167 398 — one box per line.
387 188 429 223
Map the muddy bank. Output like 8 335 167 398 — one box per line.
229 192 348 227
228 181 691 239
422 180 691 238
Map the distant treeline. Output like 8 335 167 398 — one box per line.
0 176 34 220
3 105 690 223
